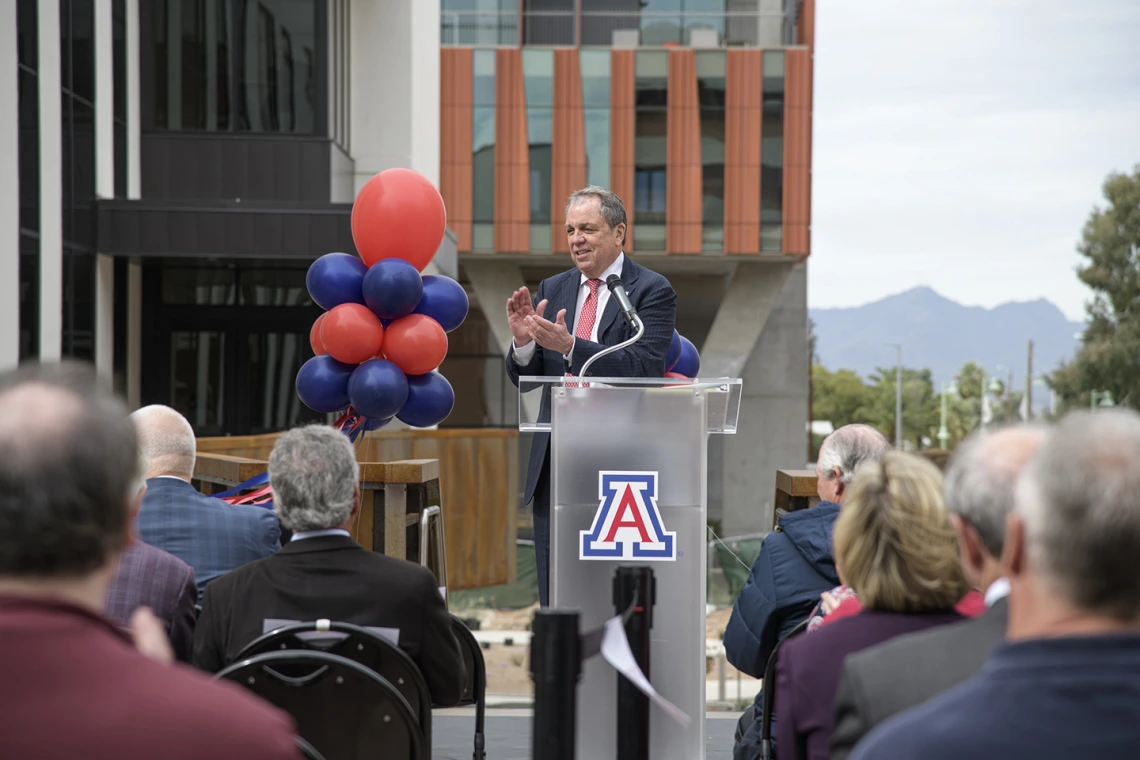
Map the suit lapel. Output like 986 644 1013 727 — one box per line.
558 269 581 337
596 255 640 341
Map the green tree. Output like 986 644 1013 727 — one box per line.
811 365 875 429
865 367 940 449
955 361 986 401
1048 166 1140 409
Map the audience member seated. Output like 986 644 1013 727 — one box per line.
132 405 280 598
829 424 1047 760
0 362 297 760
192 424 466 707
726 424 889 751
773 451 969 760
851 410 1140 760
104 453 198 662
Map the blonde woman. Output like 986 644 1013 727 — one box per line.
772 452 970 760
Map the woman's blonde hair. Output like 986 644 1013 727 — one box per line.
833 450 969 612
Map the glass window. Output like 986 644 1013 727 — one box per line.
19 234 39 361
634 52 667 250
247 331 323 433
162 267 239 305
153 0 316 134
472 50 496 251
581 51 611 190
65 0 96 104
697 51 725 250
524 50 553 249
18 67 39 233
239 268 312 306
523 0 575 46
17 0 37 69
62 253 95 361
170 330 227 430
441 0 518 46
761 51 784 250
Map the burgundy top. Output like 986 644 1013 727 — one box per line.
775 608 965 760
0 595 299 760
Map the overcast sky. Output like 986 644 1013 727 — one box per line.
809 0 1140 320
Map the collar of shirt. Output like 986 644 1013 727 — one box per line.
984 577 1010 607
290 528 351 542
580 251 626 288
152 475 190 482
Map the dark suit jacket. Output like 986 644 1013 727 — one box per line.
775 608 965 760
830 597 1008 760
193 535 466 707
138 477 280 598
505 255 677 505
0 596 298 760
104 541 198 662
849 633 1140 760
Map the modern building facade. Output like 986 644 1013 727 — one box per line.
440 0 816 533
4 0 447 437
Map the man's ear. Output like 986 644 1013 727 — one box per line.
951 514 986 571
1001 512 1027 579
832 470 846 500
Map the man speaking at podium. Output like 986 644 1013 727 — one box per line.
505 186 677 606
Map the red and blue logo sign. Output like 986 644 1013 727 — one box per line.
580 471 676 561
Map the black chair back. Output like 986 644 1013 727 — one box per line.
759 617 810 760
236 620 432 745
217 651 424 760
450 614 487 760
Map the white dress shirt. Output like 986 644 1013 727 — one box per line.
513 252 626 365
290 528 351 542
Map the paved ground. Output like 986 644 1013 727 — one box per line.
431 708 742 760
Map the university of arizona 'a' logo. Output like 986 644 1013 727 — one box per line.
580 471 676 561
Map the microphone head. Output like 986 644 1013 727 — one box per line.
606 274 624 292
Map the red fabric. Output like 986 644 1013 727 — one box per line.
0 596 298 760
821 589 987 628
575 279 603 340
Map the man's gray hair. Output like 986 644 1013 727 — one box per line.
566 186 627 233
269 425 360 532
944 423 1050 558
817 424 891 484
1015 409 1140 620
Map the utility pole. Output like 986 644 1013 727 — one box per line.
1026 340 1034 420
1006 367 1014 422
887 344 903 449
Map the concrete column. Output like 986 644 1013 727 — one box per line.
37 0 62 360
718 263 809 535
700 261 794 378
94 0 114 380
0 2 18 370
350 0 440 193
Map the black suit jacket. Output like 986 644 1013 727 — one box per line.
192 535 465 707
830 597 1009 760
505 255 677 505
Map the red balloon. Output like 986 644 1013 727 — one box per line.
310 314 327 355
321 303 386 365
665 371 691 381
351 168 446 272
383 314 448 375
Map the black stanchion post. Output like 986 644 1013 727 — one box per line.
614 566 656 760
530 610 582 760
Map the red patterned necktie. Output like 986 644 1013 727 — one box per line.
567 278 602 382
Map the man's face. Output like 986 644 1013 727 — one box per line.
565 198 624 279
816 465 844 503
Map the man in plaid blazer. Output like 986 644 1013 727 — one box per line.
505 186 677 606
105 540 197 662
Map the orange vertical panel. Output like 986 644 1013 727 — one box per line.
550 49 586 255
798 0 816 51
666 49 702 254
609 50 636 251
440 49 473 252
724 50 763 255
783 48 812 256
495 49 530 253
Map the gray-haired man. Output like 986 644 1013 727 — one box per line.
504 186 678 606
193 424 465 707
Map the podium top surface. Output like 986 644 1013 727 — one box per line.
517 375 742 434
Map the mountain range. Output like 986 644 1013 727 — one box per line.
809 287 1084 390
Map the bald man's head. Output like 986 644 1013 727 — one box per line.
0 362 138 578
130 405 197 481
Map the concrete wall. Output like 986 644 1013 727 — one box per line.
718 262 809 535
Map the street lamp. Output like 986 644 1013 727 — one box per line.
886 343 902 449
937 381 957 449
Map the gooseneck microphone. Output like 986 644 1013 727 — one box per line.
606 275 639 330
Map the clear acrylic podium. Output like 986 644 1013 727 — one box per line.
520 376 742 760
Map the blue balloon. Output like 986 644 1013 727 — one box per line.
666 330 682 372
306 253 367 311
295 355 354 413
673 336 700 378
412 275 469 333
348 359 410 420
397 372 455 428
363 259 423 320
361 416 393 431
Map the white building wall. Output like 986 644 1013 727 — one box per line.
0 3 18 371
37 0 62 360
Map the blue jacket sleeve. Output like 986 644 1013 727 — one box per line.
723 536 784 678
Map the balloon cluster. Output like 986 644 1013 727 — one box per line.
295 169 468 437
664 330 700 379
